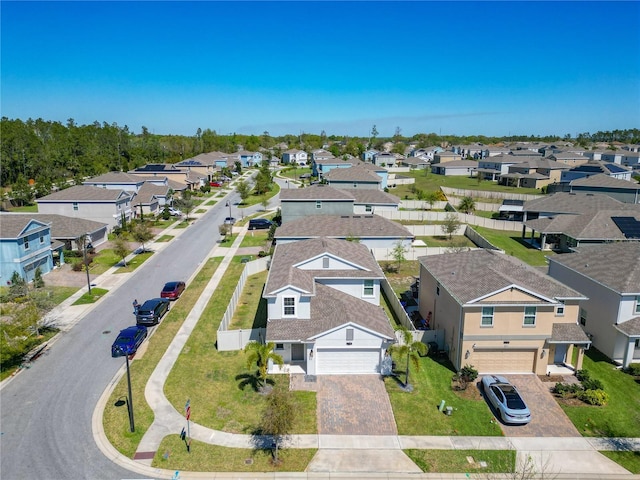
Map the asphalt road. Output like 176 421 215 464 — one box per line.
0 189 253 480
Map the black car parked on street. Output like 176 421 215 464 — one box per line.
135 298 170 326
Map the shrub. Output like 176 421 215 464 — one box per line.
71 260 84 272
552 382 583 397
576 369 591 382
459 364 478 383
578 389 610 406
581 377 604 391
626 363 640 376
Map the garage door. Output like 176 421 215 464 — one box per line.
472 349 535 374
316 348 381 375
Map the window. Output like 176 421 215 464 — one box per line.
556 302 565 316
316 201 322 209
365 204 372 213
481 307 494 327
524 306 536 326
24 238 30 250
323 257 329 269
346 328 354 341
39 235 45 244
73 202 78 211
635 296 640 314
363 279 374 296
283 297 295 316
436 284 440 296
275 343 284 350
580 308 587 326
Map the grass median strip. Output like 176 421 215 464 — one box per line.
104 258 222 459
405 449 516 474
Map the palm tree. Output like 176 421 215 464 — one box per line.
387 326 427 388
244 341 284 386
458 195 476 214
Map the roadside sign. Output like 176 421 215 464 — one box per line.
184 399 190 413
185 406 191 420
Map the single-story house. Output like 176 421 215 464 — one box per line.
547 243 640 368
431 160 477 176
264 237 396 375
418 249 590 374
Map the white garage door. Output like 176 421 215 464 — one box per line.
316 348 381 374
472 349 536 374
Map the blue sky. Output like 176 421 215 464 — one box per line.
2 1 639 138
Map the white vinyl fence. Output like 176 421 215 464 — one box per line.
217 257 269 352
441 186 541 201
376 209 523 231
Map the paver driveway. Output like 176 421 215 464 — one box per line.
488 374 581 437
316 375 397 435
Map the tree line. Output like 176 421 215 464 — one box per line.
2 116 637 192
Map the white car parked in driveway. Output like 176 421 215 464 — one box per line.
481 375 532 425
168 207 182 216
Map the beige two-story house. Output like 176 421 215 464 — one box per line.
418 249 590 374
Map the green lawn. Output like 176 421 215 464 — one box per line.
114 251 153 273
8 204 38 212
415 235 476 248
391 170 541 200
559 348 640 438
72 287 108 305
163 258 317 435
386 355 503 436
279 166 312 180
229 272 267 330
104 258 223 458
153 435 316 472
156 235 173 242
239 182 281 208
472 226 552 266
600 451 640 474
240 230 270 248
405 449 516 474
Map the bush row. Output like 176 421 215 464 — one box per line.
553 369 609 406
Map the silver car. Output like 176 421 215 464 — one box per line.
481 375 531 425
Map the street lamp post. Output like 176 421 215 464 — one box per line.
226 200 232 219
125 355 135 432
83 233 92 294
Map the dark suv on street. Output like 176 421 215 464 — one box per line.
135 298 170 326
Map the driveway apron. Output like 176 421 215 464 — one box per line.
498 374 581 437
316 375 398 435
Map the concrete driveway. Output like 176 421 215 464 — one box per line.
316 375 397 435
487 374 580 437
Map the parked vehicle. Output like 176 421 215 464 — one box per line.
481 375 531 425
210 181 223 187
111 325 148 357
135 298 170 326
248 218 273 230
224 217 236 225
168 207 182 216
161 281 186 300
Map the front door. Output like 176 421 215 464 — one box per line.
554 344 567 364
291 343 304 362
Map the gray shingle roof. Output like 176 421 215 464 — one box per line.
524 192 628 214
280 185 355 201
339 189 400 205
0 213 107 239
548 243 640 294
526 209 640 240
275 215 413 240
550 323 592 344
37 185 132 202
265 237 384 295
325 166 381 182
419 249 584 305
265 282 394 341
571 173 640 190
615 317 640 336
83 172 145 184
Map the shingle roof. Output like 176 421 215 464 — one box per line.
275 215 413 240
615 317 640 336
265 282 395 341
265 237 384 295
339 189 401 205
511 158 569 170
324 165 381 182
83 172 144 184
526 210 640 240
523 192 628 214
37 186 132 202
134 183 167 204
435 160 477 168
419 249 584 305
280 185 355 201
571 173 640 190
549 242 640 294
0 213 107 239
550 323 592 344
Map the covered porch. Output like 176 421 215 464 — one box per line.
614 317 640 368
546 323 592 373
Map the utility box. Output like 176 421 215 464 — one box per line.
445 406 453 416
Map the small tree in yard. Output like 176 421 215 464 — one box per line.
174 191 195 219
259 386 296 465
441 212 461 240
131 222 153 252
33 267 45 289
458 195 476 214
425 191 440 210
236 179 250 204
387 326 427 389
112 235 129 267
219 223 231 241
244 341 284 388
391 241 407 272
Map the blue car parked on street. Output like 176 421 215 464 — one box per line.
111 325 148 358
